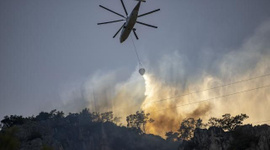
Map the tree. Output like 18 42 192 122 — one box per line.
208 117 220 127
113 116 121 125
195 118 205 129
101 111 113 122
79 108 93 125
66 113 79 125
178 118 196 140
1 115 26 128
165 131 179 142
35 112 52 121
177 118 205 140
126 111 154 133
208 113 249 131
54 111 65 119
90 112 102 122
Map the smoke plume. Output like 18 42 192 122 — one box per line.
60 20 270 137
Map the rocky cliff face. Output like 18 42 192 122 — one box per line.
179 125 270 150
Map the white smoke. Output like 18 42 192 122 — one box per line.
59 20 270 137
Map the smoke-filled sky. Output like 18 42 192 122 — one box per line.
1 0 270 136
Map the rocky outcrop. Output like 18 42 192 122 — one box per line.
179 125 270 150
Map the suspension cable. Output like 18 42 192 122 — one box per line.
131 35 143 67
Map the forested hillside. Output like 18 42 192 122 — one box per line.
0 109 269 150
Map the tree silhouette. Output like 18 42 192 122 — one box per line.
101 111 113 122
78 108 94 125
1 115 30 128
126 111 154 133
178 118 196 140
165 131 179 142
36 112 52 121
208 113 249 131
177 118 206 140
54 111 65 119
113 116 121 125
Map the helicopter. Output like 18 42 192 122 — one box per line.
98 0 160 43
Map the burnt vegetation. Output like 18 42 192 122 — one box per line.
0 109 269 150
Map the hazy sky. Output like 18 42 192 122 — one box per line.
1 0 270 120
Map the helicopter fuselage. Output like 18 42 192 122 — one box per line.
120 2 141 43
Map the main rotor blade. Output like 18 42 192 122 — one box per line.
136 21 158 28
99 5 125 18
97 19 124 25
113 23 125 38
138 9 160 18
132 29 139 40
120 0 128 17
